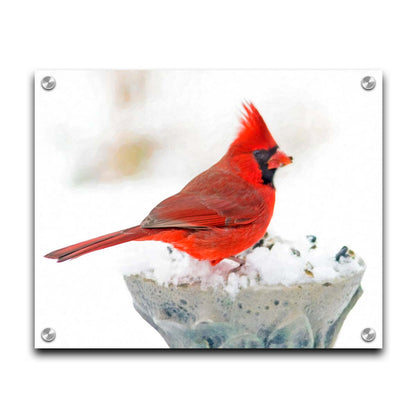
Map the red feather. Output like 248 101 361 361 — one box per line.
141 170 265 229
229 102 278 155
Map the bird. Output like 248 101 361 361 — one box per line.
45 102 292 266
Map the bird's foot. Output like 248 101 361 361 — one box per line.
226 256 246 278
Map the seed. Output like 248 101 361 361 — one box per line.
304 269 314 278
305 261 314 270
335 246 349 262
290 248 300 256
306 235 317 243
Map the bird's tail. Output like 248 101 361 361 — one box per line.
44 226 155 263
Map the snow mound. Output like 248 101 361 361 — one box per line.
120 234 365 297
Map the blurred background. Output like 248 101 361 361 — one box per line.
35 70 382 348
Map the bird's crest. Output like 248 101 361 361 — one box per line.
229 102 277 154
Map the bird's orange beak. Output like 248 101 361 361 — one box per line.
267 150 293 169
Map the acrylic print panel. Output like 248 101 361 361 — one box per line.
35 70 382 349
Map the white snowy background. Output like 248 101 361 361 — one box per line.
35 70 382 348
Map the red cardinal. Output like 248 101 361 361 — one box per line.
45 103 292 265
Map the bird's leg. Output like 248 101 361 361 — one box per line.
227 256 246 275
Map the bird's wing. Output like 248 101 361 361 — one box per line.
141 170 266 229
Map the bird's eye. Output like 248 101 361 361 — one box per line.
253 150 261 156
